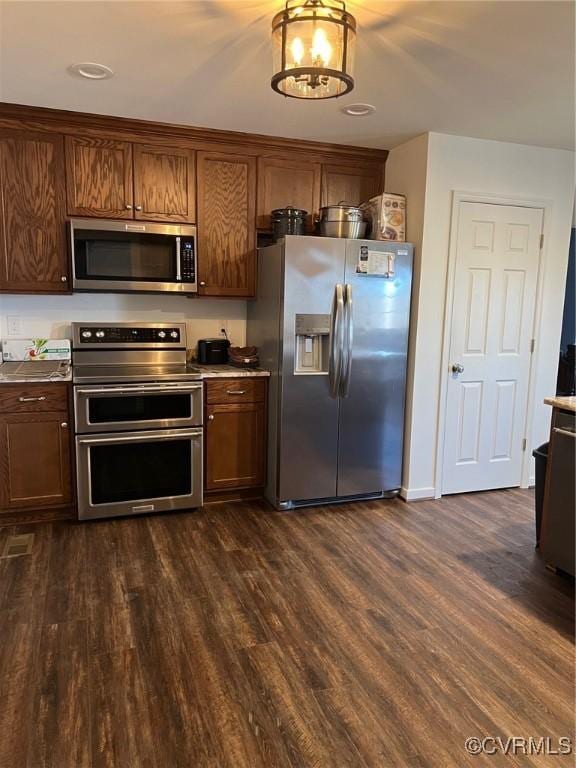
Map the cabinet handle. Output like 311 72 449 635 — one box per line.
199 281 206 287
61 422 68 429
18 396 47 402
135 204 143 211
553 427 576 439
125 204 133 210
226 390 246 395
61 275 67 282
208 414 215 421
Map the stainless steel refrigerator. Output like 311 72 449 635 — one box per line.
247 235 413 510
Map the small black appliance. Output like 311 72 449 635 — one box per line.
197 338 230 365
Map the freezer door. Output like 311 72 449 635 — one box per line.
337 241 413 496
278 236 346 503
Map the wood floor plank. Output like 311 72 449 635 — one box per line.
27 620 90 768
0 488 572 768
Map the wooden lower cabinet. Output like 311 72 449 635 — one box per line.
0 384 73 518
204 378 267 492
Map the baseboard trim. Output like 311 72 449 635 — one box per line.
399 486 436 502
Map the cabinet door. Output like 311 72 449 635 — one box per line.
0 131 68 292
133 144 195 222
197 152 257 297
257 156 321 232
65 135 133 218
321 163 382 207
205 402 265 490
0 413 72 511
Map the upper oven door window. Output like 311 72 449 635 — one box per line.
75 384 203 433
73 227 177 283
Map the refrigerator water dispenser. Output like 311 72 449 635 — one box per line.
294 314 330 375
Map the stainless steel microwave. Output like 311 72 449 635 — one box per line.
70 218 197 294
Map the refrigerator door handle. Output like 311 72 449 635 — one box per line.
329 283 345 398
340 283 354 397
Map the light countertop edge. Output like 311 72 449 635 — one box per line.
190 365 270 378
0 373 73 384
544 396 576 413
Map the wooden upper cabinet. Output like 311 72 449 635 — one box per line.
133 144 195 222
321 163 383 207
0 130 68 293
65 135 133 218
196 151 257 298
257 156 321 231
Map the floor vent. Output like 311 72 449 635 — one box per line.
1 533 35 559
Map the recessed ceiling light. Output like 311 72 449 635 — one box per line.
341 103 376 117
68 62 114 81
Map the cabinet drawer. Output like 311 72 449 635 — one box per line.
0 384 69 413
205 378 266 404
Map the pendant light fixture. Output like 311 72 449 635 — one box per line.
271 0 357 100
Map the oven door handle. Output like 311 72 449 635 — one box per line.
75 384 202 395
77 428 204 446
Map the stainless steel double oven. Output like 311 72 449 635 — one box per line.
73 323 203 520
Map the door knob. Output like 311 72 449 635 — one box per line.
451 363 465 374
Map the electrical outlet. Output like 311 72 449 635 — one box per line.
7 316 23 337
219 320 229 338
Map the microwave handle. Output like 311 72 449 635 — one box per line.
175 236 182 281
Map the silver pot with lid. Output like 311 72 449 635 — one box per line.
318 202 367 239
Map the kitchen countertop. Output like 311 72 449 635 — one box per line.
188 364 270 378
0 363 269 383
0 365 72 384
544 395 576 413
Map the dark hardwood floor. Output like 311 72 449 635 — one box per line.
0 489 573 768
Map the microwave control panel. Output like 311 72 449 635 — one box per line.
181 239 196 282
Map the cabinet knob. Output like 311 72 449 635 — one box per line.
60 422 68 429
125 204 133 210
61 275 67 282
199 281 206 287
135 205 143 211
208 414 214 421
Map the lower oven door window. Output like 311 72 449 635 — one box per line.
77 429 203 519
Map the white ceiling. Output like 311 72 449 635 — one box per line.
0 1 574 151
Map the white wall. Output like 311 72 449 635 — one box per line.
392 132 575 499
0 294 247 354
384 133 431 499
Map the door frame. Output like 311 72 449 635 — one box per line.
435 190 552 498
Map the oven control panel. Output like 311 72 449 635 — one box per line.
78 327 182 344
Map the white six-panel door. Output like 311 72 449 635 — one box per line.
442 201 543 494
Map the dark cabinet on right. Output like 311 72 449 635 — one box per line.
541 407 575 576
204 377 267 492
